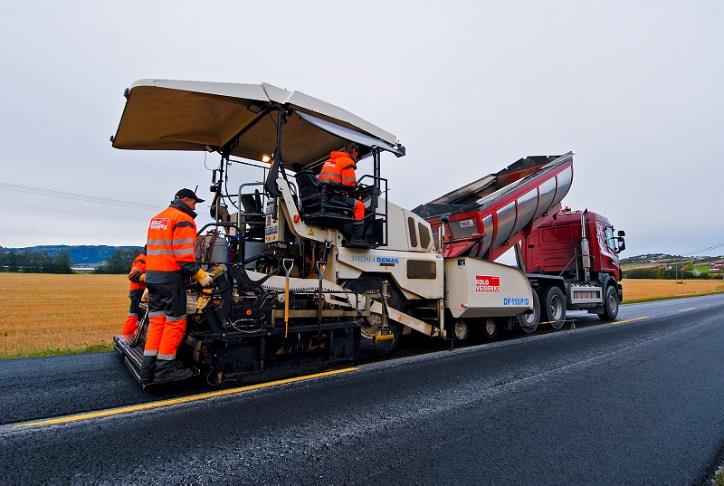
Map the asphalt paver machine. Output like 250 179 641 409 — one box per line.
110 80 552 386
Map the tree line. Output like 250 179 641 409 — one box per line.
0 250 72 273
93 248 142 274
623 267 721 279
0 247 142 274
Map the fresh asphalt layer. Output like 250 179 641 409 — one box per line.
0 293 723 484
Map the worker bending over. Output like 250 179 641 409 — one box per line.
317 143 366 246
120 246 147 337
141 188 213 384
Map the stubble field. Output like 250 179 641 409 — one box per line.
1 274 723 358
621 278 724 303
0 273 127 358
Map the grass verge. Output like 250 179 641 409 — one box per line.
0 343 114 361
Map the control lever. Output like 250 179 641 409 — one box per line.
282 258 294 338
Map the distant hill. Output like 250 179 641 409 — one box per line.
0 245 143 268
621 253 723 267
621 253 724 279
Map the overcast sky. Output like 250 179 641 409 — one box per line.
1 1 722 257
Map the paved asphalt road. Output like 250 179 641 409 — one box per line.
1 294 723 484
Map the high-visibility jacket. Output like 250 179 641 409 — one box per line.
318 151 357 187
145 200 200 284
128 252 147 291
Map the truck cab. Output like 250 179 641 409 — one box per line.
521 208 626 328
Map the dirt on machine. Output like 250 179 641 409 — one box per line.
110 79 625 386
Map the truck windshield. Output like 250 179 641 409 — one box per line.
605 227 618 252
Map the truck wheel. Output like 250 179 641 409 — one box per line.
542 286 566 330
597 285 619 321
481 317 499 341
518 290 540 334
449 319 473 345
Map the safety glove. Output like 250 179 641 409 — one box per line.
193 269 214 287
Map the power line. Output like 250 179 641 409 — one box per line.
0 202 147 222
681 241 724 256
0 182 157 211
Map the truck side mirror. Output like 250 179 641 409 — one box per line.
617 236 626 253
617 230 626 237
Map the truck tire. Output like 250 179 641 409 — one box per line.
597 284 620 321
481 317 500 341
542 286 566 330
517 290 540 334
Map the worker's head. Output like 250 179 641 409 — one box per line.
174 188 205 210
345 143 360 163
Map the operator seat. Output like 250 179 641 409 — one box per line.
240 189 265 239
295 170 356 227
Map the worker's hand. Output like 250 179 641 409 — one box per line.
139 273 146 282
193 269 214 287
141 288 149 303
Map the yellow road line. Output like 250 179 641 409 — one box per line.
678 307 697 312
612 316 649 325
12 367 357 431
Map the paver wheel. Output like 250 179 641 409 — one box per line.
481 317 500 341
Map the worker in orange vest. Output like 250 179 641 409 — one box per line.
317 143 366 245
120 247 147 337
140 188 213 384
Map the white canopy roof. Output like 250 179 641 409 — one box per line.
111 79 403 170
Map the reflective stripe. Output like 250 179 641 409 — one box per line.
157 353 176 361
171 238 195 246
341 176 356 184
173 249 195 257
165 315 187 322
147 249 176 256
143 349 158 356
128 313 138 317
147 238 174 245
174 221 194 229
149 311 165 317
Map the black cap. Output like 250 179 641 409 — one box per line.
174 188 205 203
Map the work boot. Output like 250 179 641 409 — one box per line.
346 222 367 248
139 355 156 385
153 359 193 384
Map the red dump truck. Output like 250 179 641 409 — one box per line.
517 208 626 332
415 152 626 336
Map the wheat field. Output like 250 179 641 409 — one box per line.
0 273 128 358
1 274 723 358
622 278 724 303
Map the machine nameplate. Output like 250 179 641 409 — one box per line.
475 275 500 293
350 255 400 266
